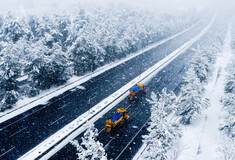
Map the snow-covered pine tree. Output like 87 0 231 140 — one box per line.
158 88 177 115
190 53 211 84
0 55 21 111
221 93 235 138
177 67 208 124
142 90 180 159
190 44 220 84
217 133 235 160
25 40 72 92
224 62 235 94
70 123 107 160
221 60 235 138
0 13 26 43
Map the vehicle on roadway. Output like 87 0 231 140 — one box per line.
104 108 130 132
128 83 147 100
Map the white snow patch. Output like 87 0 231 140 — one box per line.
132 126 139 129
16 75 28 82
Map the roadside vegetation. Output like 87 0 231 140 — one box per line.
141 16 226 159
218 51 235 160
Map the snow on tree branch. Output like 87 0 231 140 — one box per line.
70 123 107 160
220 58 235 138
142 89 180 159
176 42 223 124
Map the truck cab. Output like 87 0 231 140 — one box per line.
128 83 147 100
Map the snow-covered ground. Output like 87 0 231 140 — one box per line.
175 22 233 160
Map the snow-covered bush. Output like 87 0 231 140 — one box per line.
70 123 107 160
142 90 180 159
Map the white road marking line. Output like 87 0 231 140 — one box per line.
126 104 132 110
10 127 28 138
48 116 65 126
104 138 115 149
115 118 150 160
58 102 71 110
90 87 98 92
0 88 76 131
0 146 15 158
111 82 119 87
98 129 104 135
0 105 46 131
88 96 96 104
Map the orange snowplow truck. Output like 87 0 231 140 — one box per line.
128 83 147 100
104 108 130 132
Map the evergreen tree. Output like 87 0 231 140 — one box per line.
221 61 235 138
143 91 180 159
224 62 235 94
177 67 208 124
70 123 107 160
0 55 20 111
221 93 235 138
217 134 235 160
0 13 26 43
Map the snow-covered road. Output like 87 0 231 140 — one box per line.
176 21 233 160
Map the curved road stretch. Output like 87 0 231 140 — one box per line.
0 16 212 159
50 14 226 160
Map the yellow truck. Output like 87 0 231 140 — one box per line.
104 108 130 132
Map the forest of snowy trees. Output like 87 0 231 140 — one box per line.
0 7 201 111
